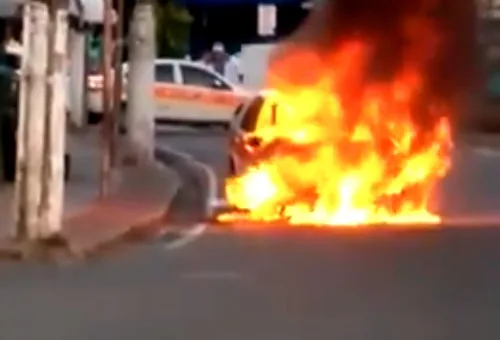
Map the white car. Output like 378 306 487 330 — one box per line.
87 58 251 126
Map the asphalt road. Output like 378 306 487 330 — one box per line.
0 127 500 340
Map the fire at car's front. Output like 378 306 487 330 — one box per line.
216 0 478 228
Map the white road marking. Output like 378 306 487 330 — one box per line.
472 147 500 158
164 223 207 250
178 271 245 281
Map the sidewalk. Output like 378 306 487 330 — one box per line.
0 131 100 239
0 129 181 259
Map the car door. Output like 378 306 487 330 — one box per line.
153 62 179 121
178 64 245 123
230 95 268 172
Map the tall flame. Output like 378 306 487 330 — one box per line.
219 0 478 227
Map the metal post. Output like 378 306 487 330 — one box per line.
67 0 86 128
112 0 124 167
100 0 114 197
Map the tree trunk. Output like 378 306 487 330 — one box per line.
126 0 156 163
39 0 69 235
14 0 50 239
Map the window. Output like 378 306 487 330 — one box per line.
180 65 231 90
240 96 265 132
155 64 175 83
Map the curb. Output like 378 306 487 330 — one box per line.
0 160 181 263
0 148 219 263
155 146 218 222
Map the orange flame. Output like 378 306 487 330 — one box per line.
221 39 452 227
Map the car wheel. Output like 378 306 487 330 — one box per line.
118 106 127 134
64 153 71 181
87 111 102 125
219 122 230 131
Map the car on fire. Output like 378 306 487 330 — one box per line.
228 90 281 175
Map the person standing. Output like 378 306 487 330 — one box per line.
210 41 229 76
225 52 243 84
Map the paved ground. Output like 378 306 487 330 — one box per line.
0 129 180 253
1 225 500 340
0 132 101 238
0 126 499 339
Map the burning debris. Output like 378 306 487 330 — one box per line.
220 0 479 227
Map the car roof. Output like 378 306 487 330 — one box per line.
121 57 246 91
155 58 213 70
122 58 211 72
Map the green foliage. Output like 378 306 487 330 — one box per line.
155 1 193 58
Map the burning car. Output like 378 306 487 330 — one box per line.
220 41 453 227
218 0 478 228
228 90 281 176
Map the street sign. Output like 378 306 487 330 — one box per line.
301 1 313 9
257 4 276 37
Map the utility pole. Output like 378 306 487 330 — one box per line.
113 0 124 166
126 0 156 163
100 0 115 196
14 0 50 239
39 0 69 234
68 0 86 128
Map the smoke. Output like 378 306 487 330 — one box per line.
269 0 480 126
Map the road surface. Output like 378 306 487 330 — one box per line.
0 127 499 340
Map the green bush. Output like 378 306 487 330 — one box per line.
155 1 193 58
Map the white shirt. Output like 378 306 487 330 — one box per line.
224 55 241 84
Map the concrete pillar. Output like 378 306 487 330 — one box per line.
126 0 156 163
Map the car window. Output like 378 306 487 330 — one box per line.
155 64 175 83
240 96 265 132
180 65 231 90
